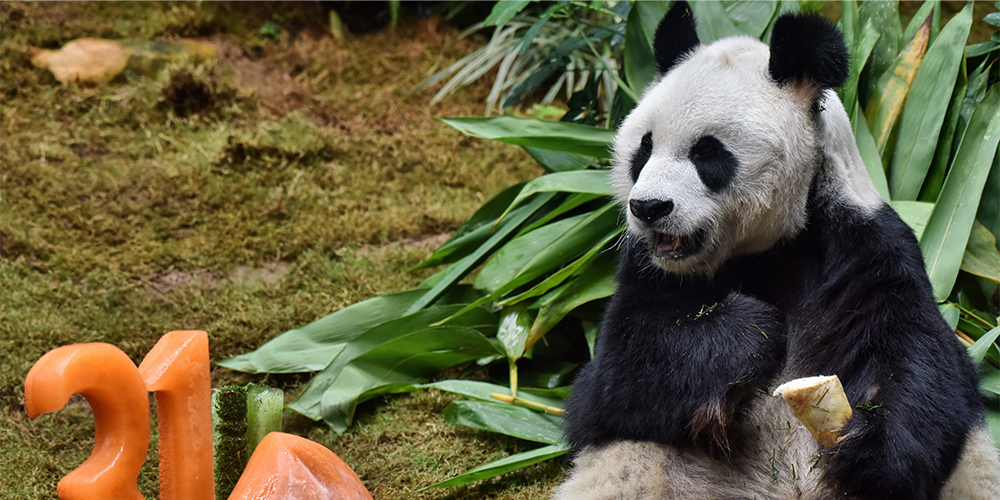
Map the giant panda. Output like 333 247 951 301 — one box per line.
554 3 1000 499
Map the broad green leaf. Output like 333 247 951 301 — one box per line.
497 304 531 360
980 148 1000 242
441 117 614 158
865 13 930 163
498 223 622 307
523 147 595 173
483 0 532 27
475 203 619 294
419 443 569 490
889 200 933 240
317 326 501 433
415 182 525 270
218 287 473 373
940 302 961 331
969 326 1000 364
888 2 972 200
961 221 1000 284
982 362 1000 397
954 60 991 160
404 192 555 315
500 169 614 221
902 0 936 44
444 400 564 444
527 250 618 349
423 379 565 409
920 55 968 203
725 0 777 39
689 0 740 43
838 0 858 51
840 19 879 120
859 0 902 101
920 85 1000 302
852 102 891 200
623 1 663 93
288 304 497 422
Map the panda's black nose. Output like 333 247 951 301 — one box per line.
630 199 674 223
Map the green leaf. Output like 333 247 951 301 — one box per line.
920 55 968 203
982 362 1000 396
500 169 614 221
865 13 931 163
315 325 501 433
920 85 1000 301
443 400 564 444
890 200 934 240
840 19 880 120
969 326 1000 364
623 1 668 93
527 250 618 349
689 0 740 43
483 0 532 27
405 192 556 315
218 287 472 373
287 304 497 424
441 117 614 158
888 2 972 200
416 183 525 270
423 379 565 409
961 221 1000 284
940 302 961 331
859 0 903 100
475 203 619 295
725 0 777 39
852 102 891 200
420 444 570 490
523 147 595 173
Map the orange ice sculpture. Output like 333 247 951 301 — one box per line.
25 330 373 500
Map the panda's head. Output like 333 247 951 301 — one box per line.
613 2 856 276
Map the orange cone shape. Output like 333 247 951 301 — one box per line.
228 432 373 500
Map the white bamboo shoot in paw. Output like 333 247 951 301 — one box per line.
773 375 853 448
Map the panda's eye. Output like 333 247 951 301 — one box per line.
689 135 738 192
630 131 654 183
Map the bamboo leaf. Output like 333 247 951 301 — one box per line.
623 1 666 93
865 13 930 163
500 169 614 221
961 221 1000 284
969 326 1000 364
940 302 961 331
416 183 525 269
523 147 595 173
443 400 564 444
725 0 777 40
475 203 619 295
890 200 934 240
287 305 497 423
920 55 968 203
981 363 1000 397
316 326 501 433
419 443 569 490
441 117 614 158
920 85 1000 301
859 0 902 101
526 250 618 350
852 102 891 200
689 0 741 43
483 0 532 27
404 192 555 315
889 2 972 200
217 287 473 373
840 19 880 120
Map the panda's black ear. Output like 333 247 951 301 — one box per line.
653 1 700 74
768 13 849 89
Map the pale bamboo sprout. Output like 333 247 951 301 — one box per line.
773 375 853 448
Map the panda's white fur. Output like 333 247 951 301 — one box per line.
613 36 881 277
556 3 1000 499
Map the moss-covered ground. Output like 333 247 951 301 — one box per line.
0 2 562 498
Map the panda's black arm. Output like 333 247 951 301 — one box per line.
563 241 786 452
792 202 984 500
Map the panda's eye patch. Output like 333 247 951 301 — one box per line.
630 132 654 183
689 135 737 192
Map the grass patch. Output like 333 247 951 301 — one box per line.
0 2 560 497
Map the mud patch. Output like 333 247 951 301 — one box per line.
147 262 292 293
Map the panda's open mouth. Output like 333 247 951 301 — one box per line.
652 230 706 259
